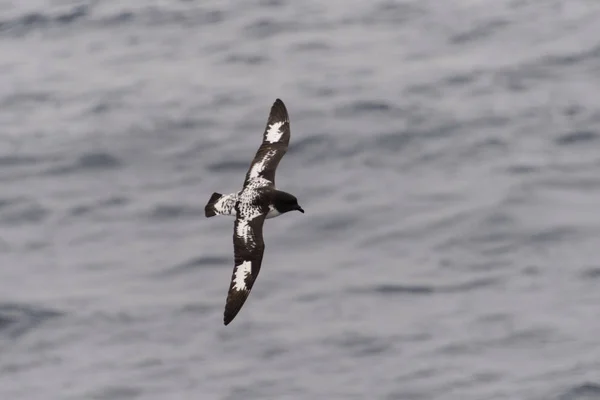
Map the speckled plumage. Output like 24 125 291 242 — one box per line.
212 192 238 216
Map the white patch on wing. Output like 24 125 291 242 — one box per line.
249 149 277 180
235 219 253 246
233 260 252 291
265 121 284 143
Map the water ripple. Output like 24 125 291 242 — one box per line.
335 100 394 116
146 204 205 221
87 385 142 400
67 196 129 217
159 255 230 276
559 383 600 400
45 152 122 175
0 154 43 167
0 5 88 35
0 303 63 340
0 4 229 37
323 332 395 358
555 130 598 146
206 160 249 173
579 267 600 280
356 277 503 297
0 199 48 226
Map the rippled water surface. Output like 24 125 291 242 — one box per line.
3 0 600 399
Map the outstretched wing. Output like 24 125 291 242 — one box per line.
243 99 290 188
224 206 267 325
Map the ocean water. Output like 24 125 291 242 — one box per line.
2 0 600 399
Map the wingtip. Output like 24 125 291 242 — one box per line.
223 310 237 326
223 289 251 326
273 99 286 110
269 98 289 123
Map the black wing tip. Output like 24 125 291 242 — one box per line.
223 289 250 326
270 98 289 122
223 304 241 326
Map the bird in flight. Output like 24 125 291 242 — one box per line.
205 99 304 325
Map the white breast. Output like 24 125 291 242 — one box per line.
265 205 282 219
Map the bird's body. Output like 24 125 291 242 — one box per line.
206 192 285 219
204 99 304 326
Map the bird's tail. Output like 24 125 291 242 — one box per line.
204 192 223 218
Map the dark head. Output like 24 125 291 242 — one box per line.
273 191 304 215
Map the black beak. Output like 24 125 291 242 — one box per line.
297 206 304 213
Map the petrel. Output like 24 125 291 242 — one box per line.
204 99 304 326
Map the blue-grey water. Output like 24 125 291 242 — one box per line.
2 1 600 399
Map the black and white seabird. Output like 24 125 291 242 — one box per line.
204 99 304 326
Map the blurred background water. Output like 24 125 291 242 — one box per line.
2 0 600 399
